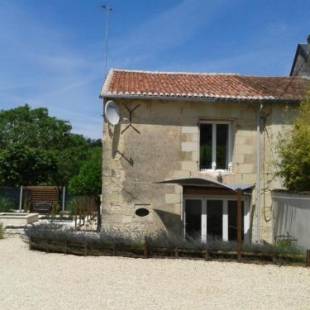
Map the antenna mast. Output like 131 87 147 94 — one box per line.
101 4 112 77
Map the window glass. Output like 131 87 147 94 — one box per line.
216 124 229 169
185 200 202 240
228 200 244 241
207 200 223 241
200 124 212 169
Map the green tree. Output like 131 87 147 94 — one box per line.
277 92 310 191
0 105 71 150
68 147 102 196
0 105 100 186
0 144 57 186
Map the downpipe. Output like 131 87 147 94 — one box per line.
255 103 263 243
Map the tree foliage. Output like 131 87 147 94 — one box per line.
68 147 101 196
0 144 57 186
277 92 310 191
0 105 101 187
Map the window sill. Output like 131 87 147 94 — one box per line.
200 169 232 176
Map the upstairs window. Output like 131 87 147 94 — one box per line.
200 122 231 171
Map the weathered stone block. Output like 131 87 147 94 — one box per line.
237 164 255 174
181 161 198 171
234 144 255 155
181 152 193 161
181 142 197 152
165 193 181 204
192 151 199 162
244 153 255 164
234 153 245 164
182 126 198 134
181 133 192 141
172 170 190 178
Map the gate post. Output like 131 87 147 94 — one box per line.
236 189 242 260
19 186 23 212
306 250 310 267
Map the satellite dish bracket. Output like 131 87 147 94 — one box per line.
121 104 141 134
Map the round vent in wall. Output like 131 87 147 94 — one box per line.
135 208 150 217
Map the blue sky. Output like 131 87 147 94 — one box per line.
1 0 309 138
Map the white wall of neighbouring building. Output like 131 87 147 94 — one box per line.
272 191 310 250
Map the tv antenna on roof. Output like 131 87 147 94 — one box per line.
101 4 112 77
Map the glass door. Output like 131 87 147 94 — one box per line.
185 199 202 240
207 200 223 242
228 200 244 241
184 197 247 243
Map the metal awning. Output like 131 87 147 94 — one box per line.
158 177 254 193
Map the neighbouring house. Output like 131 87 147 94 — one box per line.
99 37 310 245
290 35 310 77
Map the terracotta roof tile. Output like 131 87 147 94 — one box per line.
101 69 310 102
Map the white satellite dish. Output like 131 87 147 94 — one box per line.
105 100 120 125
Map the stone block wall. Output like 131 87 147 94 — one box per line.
101 98 296 243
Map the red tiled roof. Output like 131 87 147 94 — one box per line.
101 69 310 102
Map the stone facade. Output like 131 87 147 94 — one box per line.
101 98 298 243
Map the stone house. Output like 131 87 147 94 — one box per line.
100 38 310 244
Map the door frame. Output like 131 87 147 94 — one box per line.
183 195 251 244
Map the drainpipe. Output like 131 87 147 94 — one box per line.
98 98 106 232
255 103 263 243
102 98 106 138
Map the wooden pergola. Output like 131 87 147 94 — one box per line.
20 186 66 213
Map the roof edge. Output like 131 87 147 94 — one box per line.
100 69 114 98
102 68 308 79
290 44 301 76
158 177 254 192
101 92 301 103
110 68 240 76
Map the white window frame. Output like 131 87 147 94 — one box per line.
199 121 232 173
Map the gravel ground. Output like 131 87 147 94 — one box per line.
1 236 310 310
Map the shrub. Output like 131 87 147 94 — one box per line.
0 223 4 239
148 232 204 250
68 147 101 196
25 224 143 248
0 197 15 212
277 91 310 191
68 198 78 216
49 202 61 221
24 224 305 263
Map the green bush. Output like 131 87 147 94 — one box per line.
277 91 310 191
0 223 4 239
0 197 15 212
68 198 79 216
68 147 101 196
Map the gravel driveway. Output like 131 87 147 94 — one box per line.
1 236 310 310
